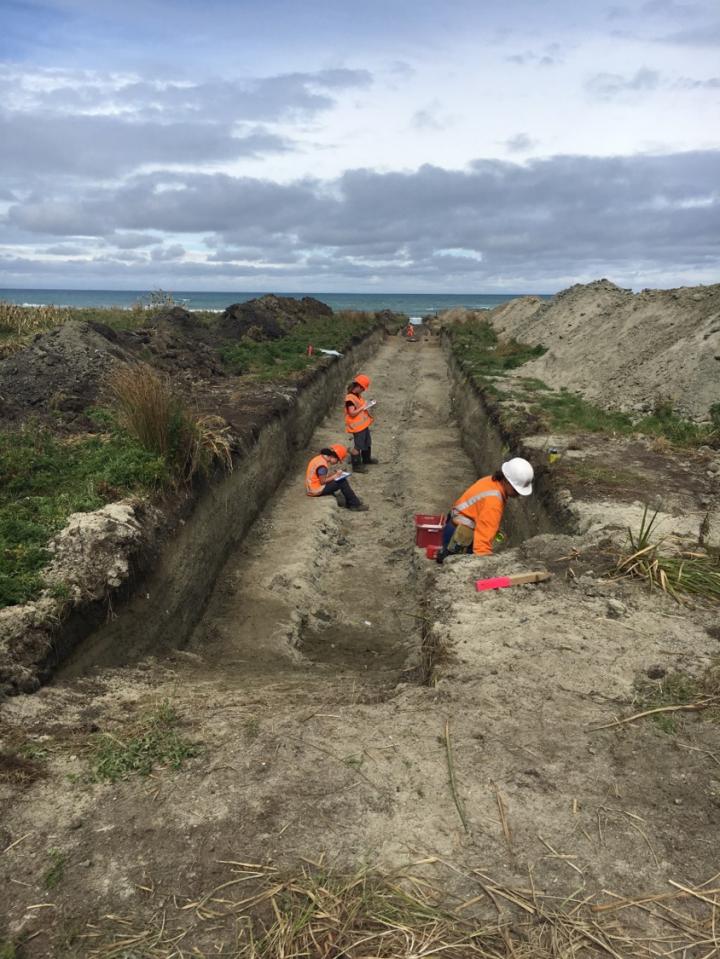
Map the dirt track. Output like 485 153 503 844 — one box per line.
2 336 720 956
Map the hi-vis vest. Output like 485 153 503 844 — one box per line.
451 475 506 555
344 393 374 433
306 454 331 496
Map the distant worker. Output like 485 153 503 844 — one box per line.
305 444 369 511
345 374 377 472
406 322 415 340
435 458 534 564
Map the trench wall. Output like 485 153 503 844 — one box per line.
444 343 568 543
49 328 386 678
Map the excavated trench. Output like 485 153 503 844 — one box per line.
56 333 562 692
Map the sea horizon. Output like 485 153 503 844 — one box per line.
0 287 552 316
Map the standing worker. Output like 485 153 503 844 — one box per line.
345 374 377 472
305 444 369 511
435 458 534 564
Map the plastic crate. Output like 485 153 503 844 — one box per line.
414 513 445 548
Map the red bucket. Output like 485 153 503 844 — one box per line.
426 544 441 560
414 513 445 548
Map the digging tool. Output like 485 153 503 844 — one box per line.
475 571 551 592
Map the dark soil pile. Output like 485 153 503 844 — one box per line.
0 309 226 430
0 321 131 427
219 294 333 341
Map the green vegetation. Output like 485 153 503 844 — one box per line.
449 319 546 380
44 849 66 889
634 665 720 733
89 701 199 782
221 311 382 378
0 427 167 608
617 507 720 603
0 941 17 959
560 461 644 489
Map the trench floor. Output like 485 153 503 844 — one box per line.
2 338 720 957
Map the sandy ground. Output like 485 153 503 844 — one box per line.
489 279 720 420
2 337 720 956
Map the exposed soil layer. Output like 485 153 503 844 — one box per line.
1 334 719 956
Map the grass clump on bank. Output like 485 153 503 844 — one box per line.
616 507 720 604
449 318 546 381
221 311 383 378
107 363 232 483
89 701 199 782
0 427 167 608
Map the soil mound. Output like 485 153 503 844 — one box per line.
219 295 333 341
0 321 131 426
489 280 720 420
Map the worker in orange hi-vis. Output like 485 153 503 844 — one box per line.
435 458 534 564
344 373 377 473
305 444 369 511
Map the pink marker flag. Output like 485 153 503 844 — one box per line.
475 571 552 592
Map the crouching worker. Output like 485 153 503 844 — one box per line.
305 444 369 512
436 457 534 564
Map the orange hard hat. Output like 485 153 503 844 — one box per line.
330 444 348 461
354 374 371 390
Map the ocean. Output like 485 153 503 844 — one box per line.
0 288 549 316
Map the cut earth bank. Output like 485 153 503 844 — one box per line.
1 284 719 957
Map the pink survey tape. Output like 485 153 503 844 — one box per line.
475 576 512 592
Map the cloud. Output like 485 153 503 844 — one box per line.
0 112 291 178
505 44 562 66
3 150 718 289
504 133 538 153
411 103 452 130
585 67 661 98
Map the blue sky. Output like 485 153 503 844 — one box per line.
0 0 718 292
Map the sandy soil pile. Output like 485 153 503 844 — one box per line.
488 279 720 420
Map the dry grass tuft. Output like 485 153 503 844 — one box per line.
74 861 720 958
106 363 233 484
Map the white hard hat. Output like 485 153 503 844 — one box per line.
501 457 534 496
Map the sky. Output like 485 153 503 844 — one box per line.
0 0 718 293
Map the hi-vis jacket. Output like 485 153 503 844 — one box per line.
344 393 374 434
305 454 332 496
451 475 507 555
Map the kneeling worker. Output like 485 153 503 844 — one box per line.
305 444 369 512
436 457 534 564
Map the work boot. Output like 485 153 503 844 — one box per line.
435 547 449 565
351 454 367 473
347 502 369 512
361 449 379 465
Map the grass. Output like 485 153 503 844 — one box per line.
0 426 167 608
221 310 384 378
555 460 644 490
43 849 66 889
449 318 546 381
77 860 720 958
633 665 720 733
616 507 720 603
107 362 233 484
89 701 199 782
